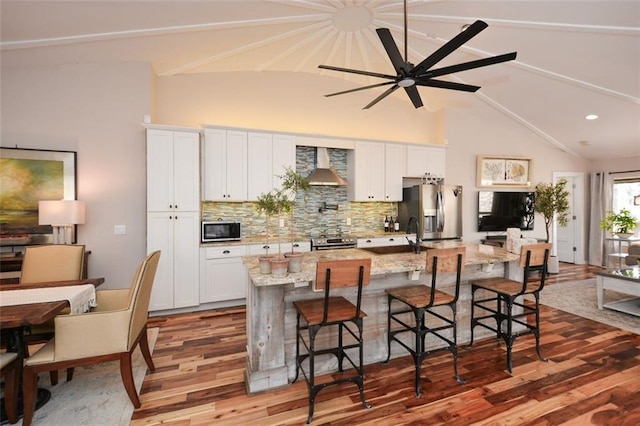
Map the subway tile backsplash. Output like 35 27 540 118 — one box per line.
202 146 399 238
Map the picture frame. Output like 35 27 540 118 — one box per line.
477 155 532 188
0 147 78 244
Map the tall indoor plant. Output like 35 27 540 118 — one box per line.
535 178 570 273
254 191 279 274
270 189 293 277
278 166 310 272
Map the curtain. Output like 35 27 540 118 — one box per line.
588 171 611 266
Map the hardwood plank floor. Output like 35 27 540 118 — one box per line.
133 263 640 425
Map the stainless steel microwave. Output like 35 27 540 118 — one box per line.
201 221 241 242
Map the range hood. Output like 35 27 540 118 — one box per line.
307 147 347 186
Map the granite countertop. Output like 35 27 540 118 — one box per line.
245 243 519 287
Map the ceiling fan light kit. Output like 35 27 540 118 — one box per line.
319 1 517 110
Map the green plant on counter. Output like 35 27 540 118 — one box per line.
277 166 310 253
600 208 638 235
255 189 293 257
535 178 570 243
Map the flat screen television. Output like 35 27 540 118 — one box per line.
478 191 535 232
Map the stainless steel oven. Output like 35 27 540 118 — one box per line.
201 221 241 242
310 235 357 250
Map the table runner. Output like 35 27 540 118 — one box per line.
0 284 97 314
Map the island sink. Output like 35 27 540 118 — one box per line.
359 245 427 255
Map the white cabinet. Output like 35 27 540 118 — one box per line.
147 128 200 212
202 128 247 201
200 245 247 303
384 144 405 201
146 126 201 312
357 235 408 248
405 145 446 178
248 241 311 256
247 132 296 201
347 141 386 201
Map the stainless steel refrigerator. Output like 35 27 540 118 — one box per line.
398 184 463 241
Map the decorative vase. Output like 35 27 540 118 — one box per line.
259 256 274 274
615 232 634 240
285 252 304 273
270 257 289 278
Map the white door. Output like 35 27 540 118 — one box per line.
554 173 585 264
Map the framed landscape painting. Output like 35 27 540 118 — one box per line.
0 147 77 244
477 155 532 188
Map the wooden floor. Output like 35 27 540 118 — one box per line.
133 264 640 425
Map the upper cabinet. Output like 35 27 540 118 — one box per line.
247 132 295 201
405 145 446 179
384 143 406 201
147 128 200 212
202 128 247 201
347 141 386 201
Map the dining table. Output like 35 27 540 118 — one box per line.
0 277 105 421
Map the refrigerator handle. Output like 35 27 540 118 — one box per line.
436 190 445 232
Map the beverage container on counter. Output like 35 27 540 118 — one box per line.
394 216 400 232
384 215 389 232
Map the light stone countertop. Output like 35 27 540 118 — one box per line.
245 243 519 287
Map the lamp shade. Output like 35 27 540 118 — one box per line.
38 200 86 225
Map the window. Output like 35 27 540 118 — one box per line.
612 177 640 222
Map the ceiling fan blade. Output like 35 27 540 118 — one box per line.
318 64 397 80
324 81 396 97
376 28 408 74
414 79 480 92
411 20 489 76
363 85 400 109
421 52 517 79
403 86 423 108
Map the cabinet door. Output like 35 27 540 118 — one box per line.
368 142 386 200
225 131 248 201
425 146 445 178
147 212 175 311
405 145 428 178
147 129 174 212
247 132 273 201
202 128 227 201
173 131 200 212
272 134 296 190
202 250 247 303
385 144 405 201
172 212 200 308
348 141 385 201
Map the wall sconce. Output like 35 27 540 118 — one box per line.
38 200 86 244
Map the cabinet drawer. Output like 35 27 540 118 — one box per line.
205 246 246 259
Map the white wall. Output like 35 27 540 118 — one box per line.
1 62 153 288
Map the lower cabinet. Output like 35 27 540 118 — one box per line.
200 245 248 303
247 241 311 256
357 235 408 248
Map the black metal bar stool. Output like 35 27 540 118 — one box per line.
292 258 372 424
466 243 552 373
384 247 466 397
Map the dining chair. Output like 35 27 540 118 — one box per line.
21 250 161 426
466 243 552 373
384 247 466 396
292 258 372 424
0 352 19 424
20 244 86 385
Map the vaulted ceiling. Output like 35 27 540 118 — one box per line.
1 0 638 161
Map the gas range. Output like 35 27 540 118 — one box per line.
310 235 357 250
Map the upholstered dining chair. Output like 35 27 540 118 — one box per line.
21 250 161 426
20 244 86 385
0 352 19 424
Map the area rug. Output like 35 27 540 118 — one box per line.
535 279 640 335
17 327 159 426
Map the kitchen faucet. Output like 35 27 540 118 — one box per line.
406 216 421 254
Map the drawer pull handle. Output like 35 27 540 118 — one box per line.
223 250 230 254
293 244 299 248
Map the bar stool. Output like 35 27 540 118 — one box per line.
384 247 466 397
467 243 552 373
292 258 372 424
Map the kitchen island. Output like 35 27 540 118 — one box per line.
243 243 520 393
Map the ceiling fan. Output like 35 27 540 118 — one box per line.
318 1 517 109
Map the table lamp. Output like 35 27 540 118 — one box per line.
38 200 86 244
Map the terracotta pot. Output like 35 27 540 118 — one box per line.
258 256 274 274
270 257 289 278
285 252 304 273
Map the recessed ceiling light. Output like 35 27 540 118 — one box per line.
585 114 598 120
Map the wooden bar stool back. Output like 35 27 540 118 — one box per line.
466 243 551 373
292 258 372 424
384 247 466 397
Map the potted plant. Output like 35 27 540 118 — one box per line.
600 208 638 239
269 189 294 277
535 178 570 273
278 166 310 272
254 191 279 274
